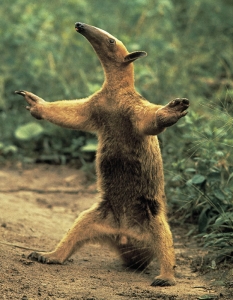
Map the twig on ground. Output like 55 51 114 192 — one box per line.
0 240 45 252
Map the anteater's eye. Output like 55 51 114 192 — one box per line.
109 38 115 44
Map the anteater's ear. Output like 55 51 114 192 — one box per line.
124 51 147 63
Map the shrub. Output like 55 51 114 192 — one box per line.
164 98 233 261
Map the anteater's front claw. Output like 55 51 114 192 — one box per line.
15 90 26 96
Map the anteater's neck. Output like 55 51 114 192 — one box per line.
102 63 135 92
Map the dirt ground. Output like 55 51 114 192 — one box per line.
0 164 232 300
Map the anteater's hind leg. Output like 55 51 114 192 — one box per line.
150 213 176 286
28 203 118 264
115 213 176 286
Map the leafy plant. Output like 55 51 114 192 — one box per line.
164 100 233 261
15 122 44 140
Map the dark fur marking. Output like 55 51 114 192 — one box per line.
98 195 160 226
128 196 160 224
97 196 121 224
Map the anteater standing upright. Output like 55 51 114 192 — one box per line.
15 22 189 286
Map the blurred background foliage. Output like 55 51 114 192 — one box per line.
1 0 233 262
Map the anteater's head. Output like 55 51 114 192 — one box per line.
75 22 147 70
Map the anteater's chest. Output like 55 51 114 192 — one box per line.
96 133 163 199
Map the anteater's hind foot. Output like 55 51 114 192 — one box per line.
151 275 176 286
28 251 64 264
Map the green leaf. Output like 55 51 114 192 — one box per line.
213 189 225 201
171 174 182 182
214 213 233 227
15 122 44 141
228 172 233 182
186 179 193 186
191 174 206 185
207 171 221 182
184 168 196 173
80 139 98 152
198 207 209 233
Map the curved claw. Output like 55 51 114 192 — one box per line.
28 251 63 264
151 278 176 287
180 110 188 117
181 98 189 105
15 90 26 96
14 90 45 120
29 251 43 262
28 251 49 264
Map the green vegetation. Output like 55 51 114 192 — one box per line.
164 105 233 262
1 0 232 262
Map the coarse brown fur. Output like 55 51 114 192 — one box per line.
15 22 189 286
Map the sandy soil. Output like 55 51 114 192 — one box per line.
0 164 232 299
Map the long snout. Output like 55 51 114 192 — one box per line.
75 22 85 33
74 22 112 39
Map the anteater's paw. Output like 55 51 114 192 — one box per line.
28 251 62 264
156 98 189 128
15 90 45 120
151 275 176 287
15 90 43 103
168 98 189 112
